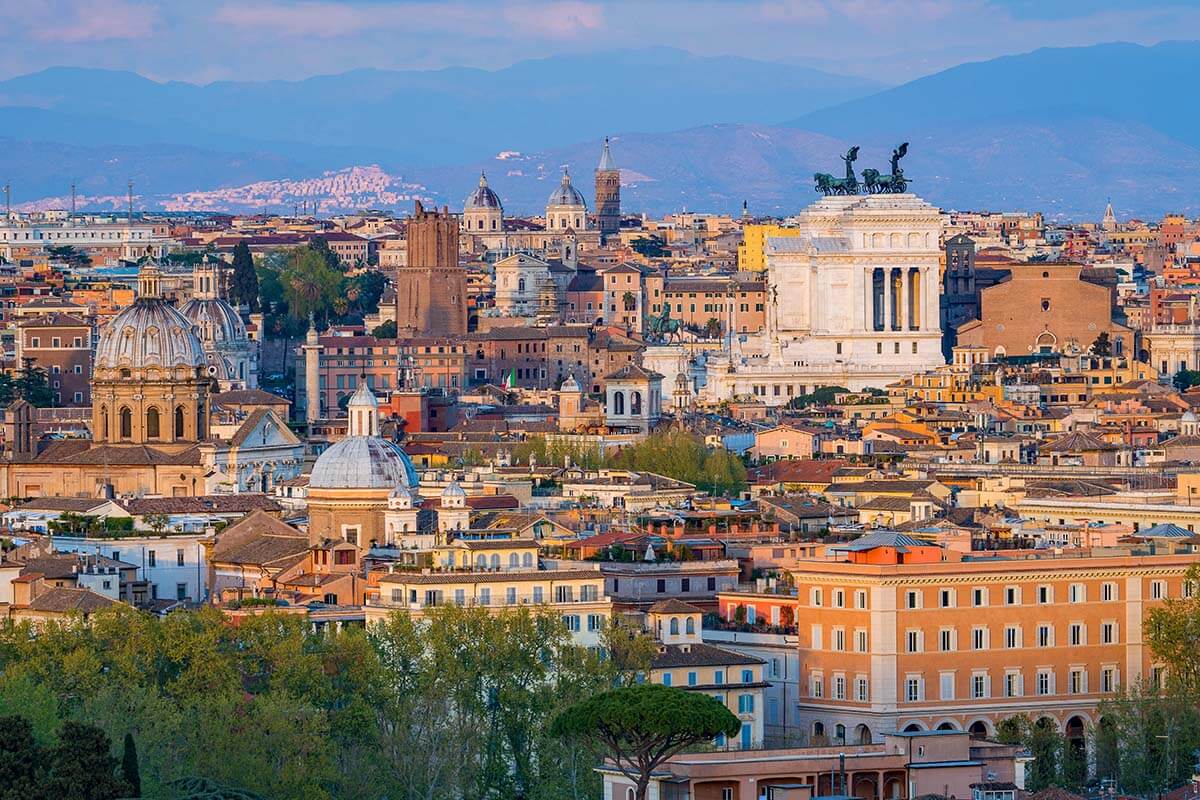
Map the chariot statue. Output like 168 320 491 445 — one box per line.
862 142 909 193
815 143 911 195
813 146 859 196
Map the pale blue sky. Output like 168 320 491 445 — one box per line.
0 0 1197 83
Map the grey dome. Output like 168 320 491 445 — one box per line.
465 173 503 211
309 437 419 489
95 298 206 371
179 297 248 346
547 171 586 208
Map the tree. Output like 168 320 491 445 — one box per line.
1174 368 1200 392
121 732 141 798
702 317 723 339
349 270 387 319
1146 563 1200 694
0 715 43 800
1098 682 1200 797
144 514 170 536
630 236 667 258
1090 331 1112 357
551 684 740 800
42 721 131 800
787 385 849 409
15 359 53 407
230 242 259 312
280 246 344 324
371 320 397 339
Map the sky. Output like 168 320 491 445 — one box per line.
0 0 1198 84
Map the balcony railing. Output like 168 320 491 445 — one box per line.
372 593 608 609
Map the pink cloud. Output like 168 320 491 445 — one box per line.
213 1 603 41
7 0 160 43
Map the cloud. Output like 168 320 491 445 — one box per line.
213 0 603 40
4 0 160 43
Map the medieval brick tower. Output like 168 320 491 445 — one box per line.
396 200 467 337
594 137 620 242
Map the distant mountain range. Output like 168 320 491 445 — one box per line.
3 42 1200 218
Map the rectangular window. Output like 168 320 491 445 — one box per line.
939 628 954 652
1069 622 1085 646
833 589 845 608
147 550 156 568
1005 672 1022 697
906 629 922 653
1069 583 1086 603
1006 586 1020 605
906 590 921 609
811 675 823 698
688 671 698 687
855 677 868 702
973 627 987 650
1102 582 1117 602
939 672 955 701
1038 585 1052 604
479 588 491 605
833 628 846 651
1101 621 1117 644
1037 670 1052 695
854 629 868 652
1037 624 1053 647
905 677 922 703
176 549 185 566
1151 580 1166 600
972 673 988 699
1005 626 1020 648
656 579 666 593
812 587 823 607
455 589 466 605
1101 666 1116 693
1069 669 1086 694
506 587 517 605
973 587 988 607
715 670 724 685
662 673 672 687
854 590 868 609
939 588 955 608
833 675 846 700
810 624 823 650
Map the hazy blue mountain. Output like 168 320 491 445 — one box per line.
787 40 1200 149
0 49 883 166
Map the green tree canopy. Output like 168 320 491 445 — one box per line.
610 430 746 496
551 683 740 800
371 319 397 339
280 246 345 324
229 242 259 312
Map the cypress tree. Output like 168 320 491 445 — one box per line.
121 733 140 798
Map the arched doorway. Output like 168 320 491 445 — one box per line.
853 724 872 745
968 720 990 739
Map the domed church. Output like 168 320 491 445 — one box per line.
545 169 588 231
178 257 258 391
306 383 419 550
0 261 302 499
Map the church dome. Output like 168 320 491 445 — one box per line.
309 437 419 489
95 264 206 371
547 170 586 208
465 173 503 211
179 297 248 345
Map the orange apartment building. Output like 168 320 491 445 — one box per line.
719 532 1199 749
656 275 768 336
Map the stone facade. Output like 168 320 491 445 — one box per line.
701 193 945 403
594 138 620 241
955 262 1133 359
395 201 467 337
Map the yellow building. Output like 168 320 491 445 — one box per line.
365 565 612 648
647 599 766 750
737 224 802 272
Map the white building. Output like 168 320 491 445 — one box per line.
0 217 172 263
701 193 945 403
52 532 210 603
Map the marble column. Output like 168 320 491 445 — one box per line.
900 269 910 332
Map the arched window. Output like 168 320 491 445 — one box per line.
175 406 185 438
490 554 500 569
669 618 679 635
119 407 132 440
476 554 487 569
146 407 160 439
835 723 846 743
631 391 643 415
613 391 625 415
100 406 108 440
518 278 526 293
685 617 695 635
509 553 520 568
522 552 533 568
